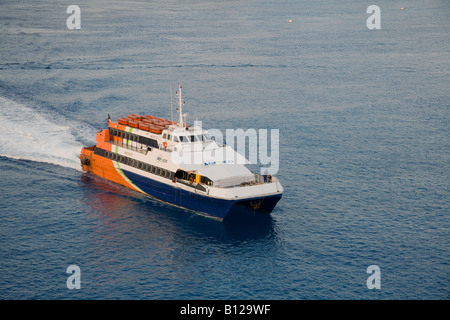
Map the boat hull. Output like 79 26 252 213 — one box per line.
80 147 282 220
122 168 281 220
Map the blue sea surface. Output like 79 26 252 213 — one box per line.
0 0 449 299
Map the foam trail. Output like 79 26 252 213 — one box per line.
0 97 92 171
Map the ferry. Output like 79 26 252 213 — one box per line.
80 86 283 220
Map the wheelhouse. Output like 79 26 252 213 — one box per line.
163 130 212 144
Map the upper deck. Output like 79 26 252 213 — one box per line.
100 85 279 190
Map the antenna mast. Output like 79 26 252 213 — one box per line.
177 84 184 128
170 86 173 123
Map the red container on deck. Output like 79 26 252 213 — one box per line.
128 120 139 128
150 125 163 134
118 118 128 125
138 122 151 131
128 114 140 120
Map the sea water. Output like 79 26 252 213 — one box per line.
0 0 448 299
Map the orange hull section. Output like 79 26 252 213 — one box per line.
80 145 142 193
79 119 156 194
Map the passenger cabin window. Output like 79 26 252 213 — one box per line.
173 136 179 142
162 133 167 139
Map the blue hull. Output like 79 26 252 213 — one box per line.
122 169 282 220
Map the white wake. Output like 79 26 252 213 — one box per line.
0 97 94 171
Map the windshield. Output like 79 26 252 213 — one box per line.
196 134 206 141
177 133 209 143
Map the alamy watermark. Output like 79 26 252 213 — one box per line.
66 5 81 30
66 265 81 289
366 265 381 289
66 5 382 31
169 121 280 175
367 5 381 30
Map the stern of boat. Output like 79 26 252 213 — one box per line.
80 146 95 172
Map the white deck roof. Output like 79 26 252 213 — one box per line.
174 142 255 187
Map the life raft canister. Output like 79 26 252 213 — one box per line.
118 118 128 125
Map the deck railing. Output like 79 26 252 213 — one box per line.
213 173 277 188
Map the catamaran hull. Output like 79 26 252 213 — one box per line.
81 147 282 220
121 168 282 220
